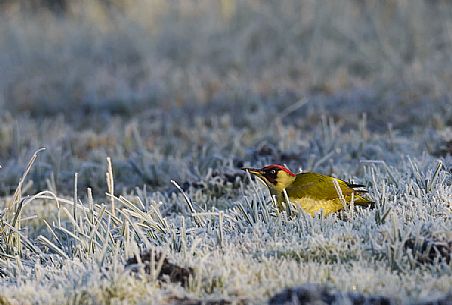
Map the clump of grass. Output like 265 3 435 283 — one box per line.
125 248 194 287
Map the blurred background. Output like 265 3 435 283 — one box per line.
0 0 451 197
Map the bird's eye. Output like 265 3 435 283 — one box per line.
270 169 277 174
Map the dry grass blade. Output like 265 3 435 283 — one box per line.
36 235 69 259
282 189 293 218
106 157 115 217
332 179 347 209
275 97 308 123
4 148 45 255
427 160 443 192
73 172 78 225
171 180 204 227
6 148 46 215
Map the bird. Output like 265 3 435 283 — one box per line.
242 164 373 216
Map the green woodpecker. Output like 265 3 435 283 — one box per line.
242 164 373 216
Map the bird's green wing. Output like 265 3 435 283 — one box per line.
286 172 372 205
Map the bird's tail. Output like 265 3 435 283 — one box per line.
353 194 375 207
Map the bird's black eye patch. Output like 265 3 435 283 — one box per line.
262 168 278 184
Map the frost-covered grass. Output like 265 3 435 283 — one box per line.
0 114 450 304
0 1 451 304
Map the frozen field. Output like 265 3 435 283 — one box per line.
0 1 451 304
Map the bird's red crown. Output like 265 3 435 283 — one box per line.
262 164 296 177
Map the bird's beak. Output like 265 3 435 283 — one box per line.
241 167 263 176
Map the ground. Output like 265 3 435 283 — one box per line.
0 1 451 304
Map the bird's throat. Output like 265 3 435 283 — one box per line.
274 171 296 192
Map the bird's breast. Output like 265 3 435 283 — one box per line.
290 197 345 217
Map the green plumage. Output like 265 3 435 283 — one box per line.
286 173 369 202
281 173 373 216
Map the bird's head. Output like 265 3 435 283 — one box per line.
242 164 296 192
